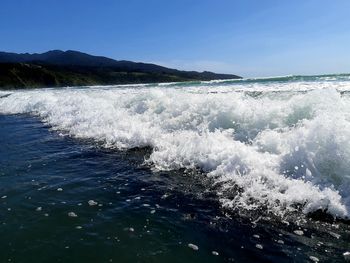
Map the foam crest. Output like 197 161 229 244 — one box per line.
1 81 350 219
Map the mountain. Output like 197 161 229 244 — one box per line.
0 50 119 67
0 50 241 89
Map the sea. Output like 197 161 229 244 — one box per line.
0 74 349 262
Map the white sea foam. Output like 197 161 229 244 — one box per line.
1 79 350 219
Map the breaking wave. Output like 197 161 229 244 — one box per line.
1 76 350 219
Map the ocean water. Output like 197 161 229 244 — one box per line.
0 74 349 262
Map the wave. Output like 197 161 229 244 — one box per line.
1 79 350 219
148 73 350 88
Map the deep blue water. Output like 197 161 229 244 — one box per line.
0 114 349 262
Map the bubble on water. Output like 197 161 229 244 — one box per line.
328 231 340 239
255 244 263 249
343 252 350 261
293 230 304 236
309 256 319 262
68 212 78 217
188 243 199 251
161 194 169 199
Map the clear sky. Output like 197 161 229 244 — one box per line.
1 0 349 77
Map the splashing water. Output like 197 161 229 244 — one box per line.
1 74 350 220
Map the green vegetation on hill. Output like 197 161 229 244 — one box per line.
0 50 241 89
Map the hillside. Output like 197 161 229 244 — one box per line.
0 50 241 89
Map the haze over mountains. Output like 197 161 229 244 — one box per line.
0 50 241 89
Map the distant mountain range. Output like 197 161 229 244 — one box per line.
0 50 241 89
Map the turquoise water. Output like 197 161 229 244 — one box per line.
1 74 350 262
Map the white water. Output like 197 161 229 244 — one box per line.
1 78 350 219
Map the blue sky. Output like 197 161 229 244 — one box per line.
0 0 349 77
